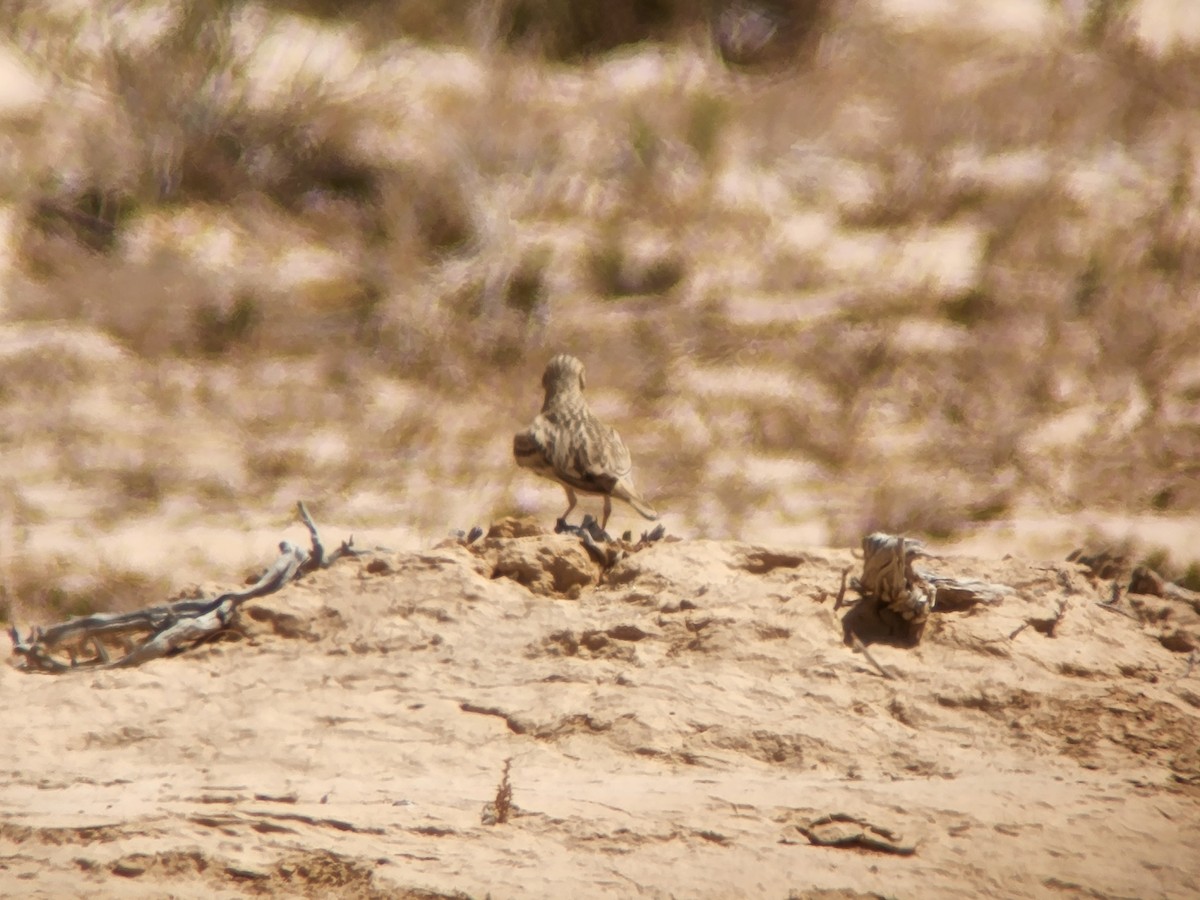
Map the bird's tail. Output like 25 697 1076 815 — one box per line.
616 482 659 521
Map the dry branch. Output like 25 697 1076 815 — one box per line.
844 532 1013 645
8 503 359 673
854 533 934 625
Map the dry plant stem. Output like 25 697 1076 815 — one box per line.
0 498 14 624
8 503 354 673
832 566 851 611
1096 602 1140 622
495 758 513 825
481 758 514 826
849 634 898 681
1179 651 1197 682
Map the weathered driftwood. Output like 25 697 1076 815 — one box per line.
854 533 934 625
845 532 1012 645
8 502 358 673
922 572 1012 612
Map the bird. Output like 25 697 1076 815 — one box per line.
513 354 659 532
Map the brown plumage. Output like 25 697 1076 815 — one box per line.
513 354 659 530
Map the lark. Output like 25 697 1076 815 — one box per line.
513 354 659 531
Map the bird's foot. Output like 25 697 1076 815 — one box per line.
554 515 612 543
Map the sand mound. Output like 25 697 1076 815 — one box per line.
2 527 1198 898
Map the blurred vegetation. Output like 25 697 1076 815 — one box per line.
0 0 1198 610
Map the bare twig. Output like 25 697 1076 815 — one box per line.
1095 601 1139 622
849 634 898 681
1177 651 1197 682
297 501 361 572
297 501 326 570
832 566 851 611
0 495 14 627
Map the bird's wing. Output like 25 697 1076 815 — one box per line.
521 408 658 518
598 422 634 479
534 409 620 495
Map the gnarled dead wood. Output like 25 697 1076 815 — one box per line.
8 502 359 673
845 532 1012 645
854 533 933 624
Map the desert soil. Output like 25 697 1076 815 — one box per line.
2 521 1198 899
3 1 1200 897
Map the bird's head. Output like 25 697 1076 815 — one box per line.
542 353 586 402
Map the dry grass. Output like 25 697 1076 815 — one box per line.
490 758 514 825
2 1 1199 620
1 556 172 624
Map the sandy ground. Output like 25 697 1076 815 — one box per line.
3 2 1199 896
2 521 1198 899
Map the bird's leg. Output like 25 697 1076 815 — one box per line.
601 495 612 532
559 487 578 527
